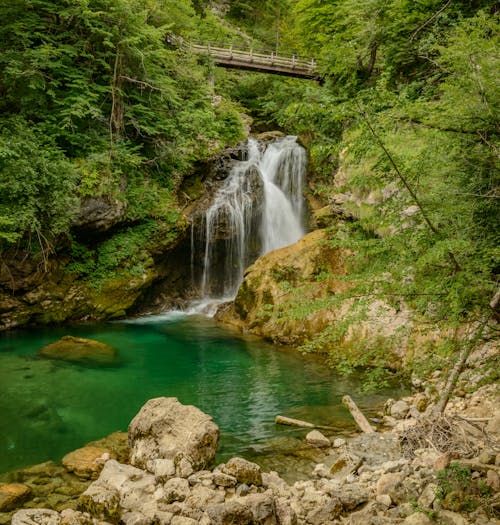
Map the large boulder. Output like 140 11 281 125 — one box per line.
128 397 219 476
72 196 126 233
38 336 119 366
216 228 412 363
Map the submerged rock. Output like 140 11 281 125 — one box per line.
0 484 31 512
62 446 116 480
38 336 118 366
128 397 219 475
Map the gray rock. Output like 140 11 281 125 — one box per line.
73 196 126 233
221 458 262 486
332 438 346 448
404 513 434 525
162 478 190 504
437 510 470 525
12 509 61 525
305 430 331 448
206 500 253 525
128 398 219 475
376 473 406 504
390 400 410 419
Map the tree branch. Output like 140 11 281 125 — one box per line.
411 0 452 41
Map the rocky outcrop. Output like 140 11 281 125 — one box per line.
38 336 119 366
72 197 127 234
128 397 220 475
216 229 412 361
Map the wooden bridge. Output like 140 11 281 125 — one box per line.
181 39 319 80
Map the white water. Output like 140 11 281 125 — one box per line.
192 136 306 308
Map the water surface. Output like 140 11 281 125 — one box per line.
0 314 404 475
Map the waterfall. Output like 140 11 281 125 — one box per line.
192 136 306 306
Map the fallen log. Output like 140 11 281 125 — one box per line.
342 395 375 433
275 415 337 431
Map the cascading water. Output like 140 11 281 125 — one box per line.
191 136 306 308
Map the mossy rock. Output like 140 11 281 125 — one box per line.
38 336 119 366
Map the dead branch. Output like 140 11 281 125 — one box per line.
342 395 375 433
411 0 452 41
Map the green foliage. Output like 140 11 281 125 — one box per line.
232 3 499 379
0 0 244 253
0 118 77 247
436 463 497 516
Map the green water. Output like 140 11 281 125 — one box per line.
0 313 403 474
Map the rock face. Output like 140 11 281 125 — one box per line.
128 397 220 475
216 228 411 360
72 196 127 234
38 336 119 366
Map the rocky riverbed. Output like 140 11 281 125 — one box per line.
2 373 498 525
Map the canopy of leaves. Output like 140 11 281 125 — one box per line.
0 0 244 253
225 1 499 364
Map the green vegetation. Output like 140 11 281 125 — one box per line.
0 0 244 288
0 0 498 369
436 463 496 516
221 0 499 383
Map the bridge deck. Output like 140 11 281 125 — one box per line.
186 41 319 80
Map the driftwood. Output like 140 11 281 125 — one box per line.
275 415 337 431
342 395 375 433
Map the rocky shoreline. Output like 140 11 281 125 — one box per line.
1 369 498 525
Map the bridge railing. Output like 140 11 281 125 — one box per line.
178 38 318 73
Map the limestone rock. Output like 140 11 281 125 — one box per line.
162 478 190 504
305 430 331 448
73 196 126 233
38 336 118 366
390 400 410 419
436 510 469 525
0 483 32 512
403 513 434 525
11 509 61 525
78 483 121 523
128 397 219 475
417 483 437 509
274 497 297 525
213 472 237 488
376 473 406 504
221 458 263 486
62 446 115 479
206 500 253 525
